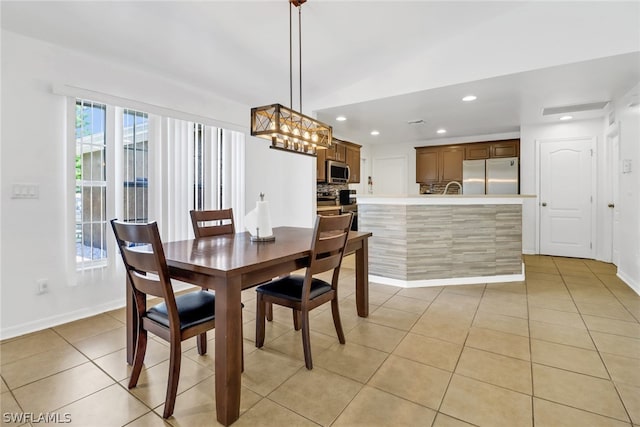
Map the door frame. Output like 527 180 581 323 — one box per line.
535 136 597 258
605 123 621 265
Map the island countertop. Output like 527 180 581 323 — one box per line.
357 194 536 205
357 195 529 286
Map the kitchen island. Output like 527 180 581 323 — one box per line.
358 195 534 287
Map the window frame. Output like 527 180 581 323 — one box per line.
73 99 111 271
66 92 245 281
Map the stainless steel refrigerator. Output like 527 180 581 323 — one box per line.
462 157 519 194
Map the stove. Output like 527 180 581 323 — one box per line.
317 194 338 207
317 192 357 230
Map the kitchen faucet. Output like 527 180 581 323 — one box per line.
442 181 462 195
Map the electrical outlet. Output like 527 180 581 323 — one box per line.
37 279 49 294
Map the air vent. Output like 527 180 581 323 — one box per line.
542 101 609 116
407 119 425 125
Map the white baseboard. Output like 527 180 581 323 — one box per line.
0 299 125 340
0 282 197 340
617 270 640 297
369 264 525 288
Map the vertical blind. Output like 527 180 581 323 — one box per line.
73 97 246 273
158 118 245 242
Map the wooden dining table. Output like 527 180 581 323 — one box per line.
125 226 371 426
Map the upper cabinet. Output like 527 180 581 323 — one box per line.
317 138 361 183
464 143 491 160
416 139 520 183
416 147 439 183
316 148 327 182
345 144 361 183
490 139 519 158
440 146 464 182
325 142 346 162
464 140 519 160
415 146 463 183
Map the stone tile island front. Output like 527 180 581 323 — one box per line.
358 195 535 287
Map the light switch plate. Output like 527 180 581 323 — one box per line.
11 183 39 199
622 159 632 174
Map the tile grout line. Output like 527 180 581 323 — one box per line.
332 285 443 426
525 259 536 427
323 284 406 426
50 326 160 419
551 256 634 425
429 282 486 426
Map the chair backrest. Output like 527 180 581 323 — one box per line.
307 213 353 279
190 209 235 238
111 220 179 323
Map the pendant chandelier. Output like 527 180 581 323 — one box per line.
250 0 332 157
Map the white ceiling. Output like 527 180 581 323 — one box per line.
2 1 639 145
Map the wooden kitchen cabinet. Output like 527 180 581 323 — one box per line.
464 140 519 160
465 143 490 160
415 146 463 183
345 143 361 183
417 139 520 183
490 139 519 158
440 146 464 182
326 143 346 162
416 147 440 183
316 148 327 182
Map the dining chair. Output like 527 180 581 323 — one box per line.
111 219 216 418
190 208 275 321
189 208 235 238
255 213 353 369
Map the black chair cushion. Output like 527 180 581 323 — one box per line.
256 276 332 301
147 290 215 330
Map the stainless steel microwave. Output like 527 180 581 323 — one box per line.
326 160 350 183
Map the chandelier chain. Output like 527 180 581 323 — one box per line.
289 2 303 113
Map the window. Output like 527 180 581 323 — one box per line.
71 97 245 273
75 100 107 268
123 109 149 223
193 124 223 211
194 123 205 211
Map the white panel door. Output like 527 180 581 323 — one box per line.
540 138 594 258
372 156 407 195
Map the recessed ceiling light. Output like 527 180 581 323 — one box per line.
370 130 380 136
437 129 447 134
336 116 347 122
560 115 573 121
462 95 477 102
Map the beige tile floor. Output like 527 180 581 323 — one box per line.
1 255 639 426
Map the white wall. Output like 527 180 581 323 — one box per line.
0 31 315 337
613 85 640 293
244 137 315 229
519 119 604 255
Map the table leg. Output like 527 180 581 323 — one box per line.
215 276 243 426
355 241 369 317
